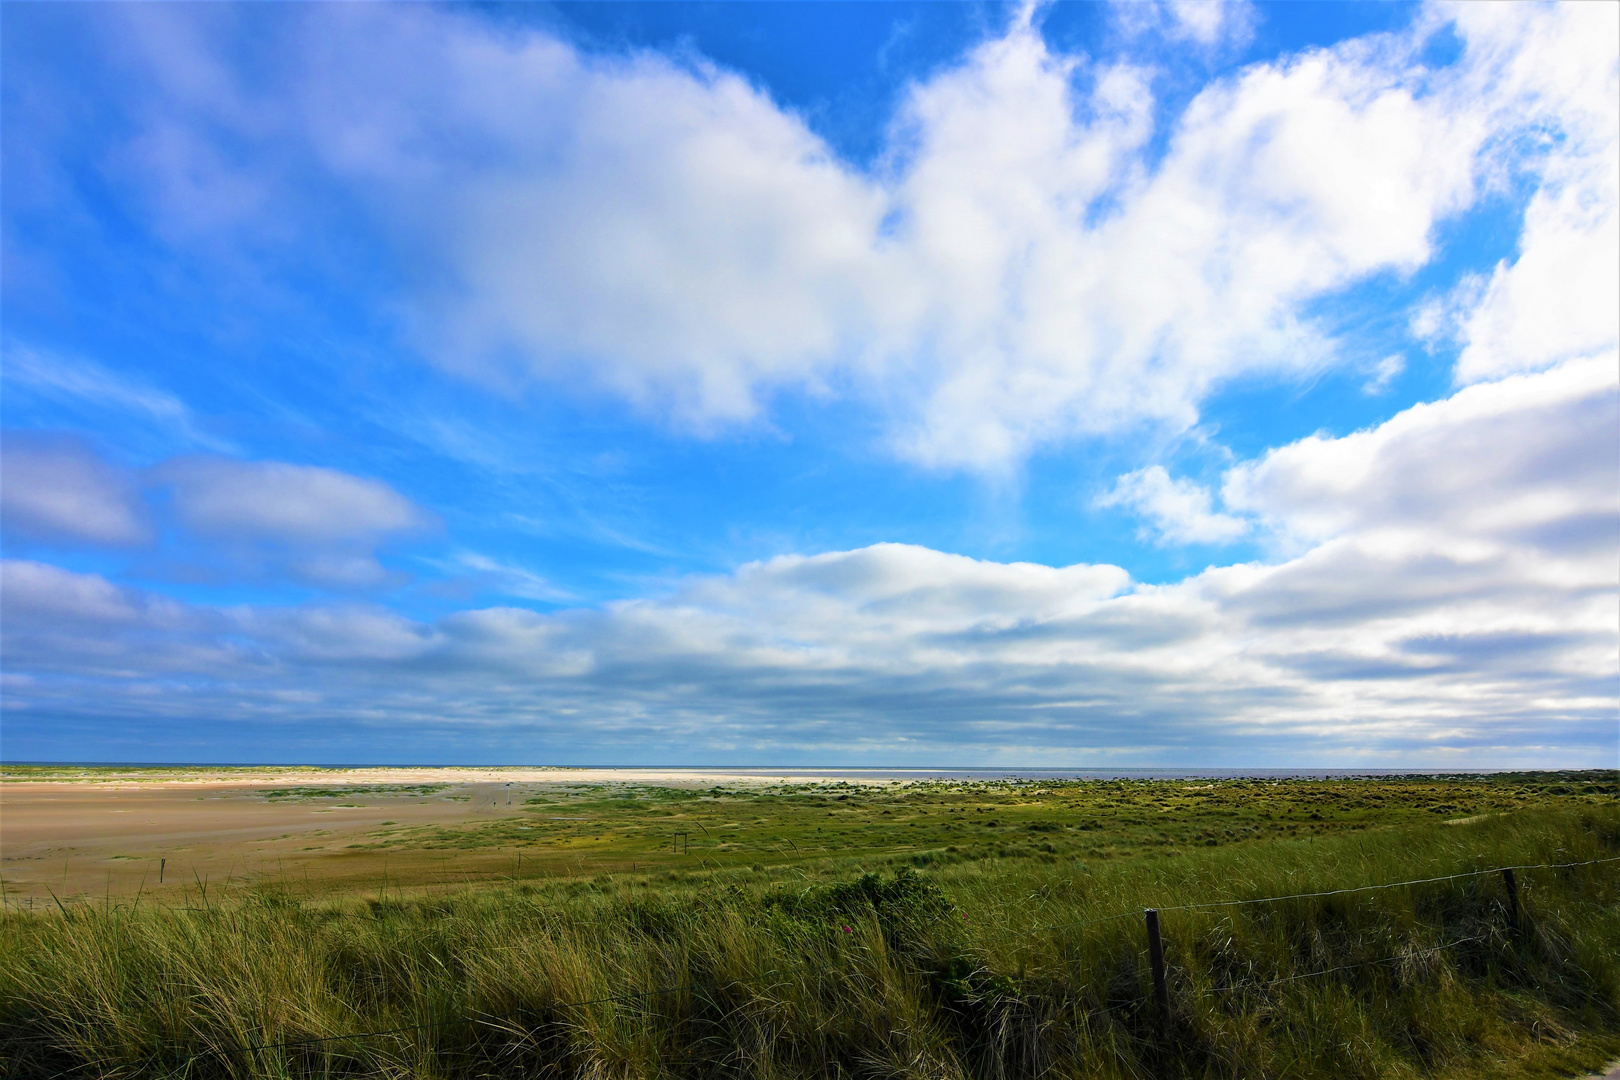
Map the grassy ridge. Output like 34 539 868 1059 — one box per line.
3 795 1618 1079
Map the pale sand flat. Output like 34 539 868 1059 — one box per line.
0 767 913 903
4 766 912 790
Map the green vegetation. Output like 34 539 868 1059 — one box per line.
260 784 449 800
371 772 1617 871
3 774 1618 1079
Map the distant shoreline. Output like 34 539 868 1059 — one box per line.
4 762 1614 786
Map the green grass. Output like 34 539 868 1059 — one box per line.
2 775 1618 1079
259 785 450 800
369 772 1617 870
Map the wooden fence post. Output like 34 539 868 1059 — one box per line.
1145 908 1170 1035
1502 868 1520 925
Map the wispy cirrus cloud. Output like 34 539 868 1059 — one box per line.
1 342 231 453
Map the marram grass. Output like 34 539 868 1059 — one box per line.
2 804 1618 1078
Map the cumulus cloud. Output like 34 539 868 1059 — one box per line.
1447 3 1619 383
33 1 1607 468
1098 466 1248 545
1363 354 1405 395
0 432 148 546
3 359 1612 763
1223 352 1619 551
1111 0 1257 51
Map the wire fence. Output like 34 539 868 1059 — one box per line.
1154 855 1620 914
1022 853 1620 935
127 852 1618 1070
1199 932 1488 996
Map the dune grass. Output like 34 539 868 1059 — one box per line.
2 779 1617 1078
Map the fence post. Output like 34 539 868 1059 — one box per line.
1502 868 1520 925
1145 908 1170 1034
160 858 165 884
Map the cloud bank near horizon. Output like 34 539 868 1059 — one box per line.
5 355 1613 764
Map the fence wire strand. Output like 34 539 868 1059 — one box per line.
1200 933 1489 996
1155 855 1620 914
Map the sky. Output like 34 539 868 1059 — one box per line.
0 1 1616 767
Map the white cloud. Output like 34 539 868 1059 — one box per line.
1165 0 1254 48
1223 352 1618 550
4 359 1612 763
157 457 426 543
1 559 151 625
56 2 1609 468
1 438 437 588
1445 2 1620 382
0 432 148 546
1454 172 1619 381
1112 0 1257 50
0 560 210 683
239 605 443 663
1098 465 1248 544
159 5 899 427
1363 354 1404 395
153 457 431 586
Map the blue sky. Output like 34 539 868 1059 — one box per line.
1 1 1616 766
